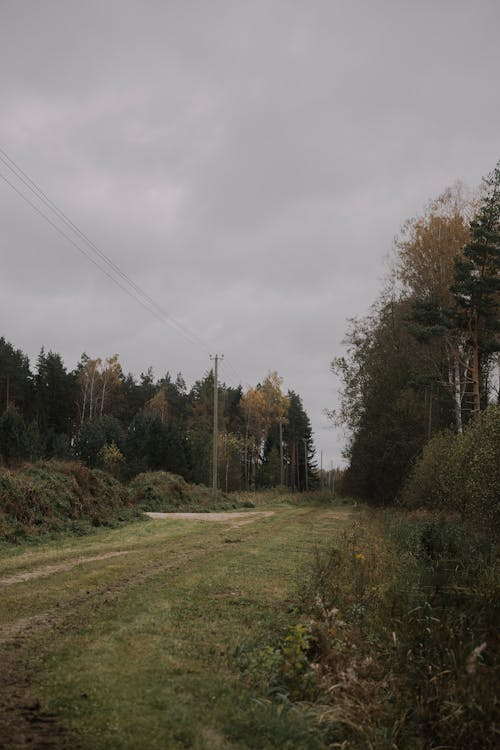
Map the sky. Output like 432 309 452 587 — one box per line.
0 0 499 467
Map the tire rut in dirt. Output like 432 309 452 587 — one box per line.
0 541 222 749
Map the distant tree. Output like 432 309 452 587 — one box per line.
145 390 170 423
185 372 216 485
35 348 77 454
0 337 33 418
75 415 125 467
331 297 452 503
394 184 474 432
240 386 268 489
0 406 31 465
75 353 123 425
124 411 188 478
218 432 243 492
284 391 316 491
98 355 122 418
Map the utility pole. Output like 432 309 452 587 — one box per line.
279 418 284 486
210 354 223 496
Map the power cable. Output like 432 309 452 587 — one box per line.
0 147 210 352
0 169 203 345
0 146 258 390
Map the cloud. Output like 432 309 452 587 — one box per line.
0 0 499 465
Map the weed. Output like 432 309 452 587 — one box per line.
250 509 498 748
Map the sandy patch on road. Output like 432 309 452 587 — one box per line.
145 510 275 526
0 550 134 587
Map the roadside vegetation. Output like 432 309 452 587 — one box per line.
261 159 499 747
128 471 253 512
0 461 140 543
0 462 263 543
332 161 499 505
238 504 497 748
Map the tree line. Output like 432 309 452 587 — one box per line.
332 160 499 503
0 343 316 491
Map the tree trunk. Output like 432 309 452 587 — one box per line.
100 376 107 418
471 312 481 419
452 359 463 433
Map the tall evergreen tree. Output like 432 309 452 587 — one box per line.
0 337 33 419
284 391 316 491
452 162 500 417
35 349 77 454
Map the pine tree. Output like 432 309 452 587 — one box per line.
452 161 500 417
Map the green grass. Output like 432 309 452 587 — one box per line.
0 504 353 749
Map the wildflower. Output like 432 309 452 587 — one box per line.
355 552 365 563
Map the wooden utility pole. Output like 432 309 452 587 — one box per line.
210 354 223 495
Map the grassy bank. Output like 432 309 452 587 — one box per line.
242 508 498 748
0 461 141 542
127 471 254 512
0 460 344 544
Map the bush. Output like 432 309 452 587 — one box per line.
401 406 500 527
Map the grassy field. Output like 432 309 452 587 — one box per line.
0 500 352 749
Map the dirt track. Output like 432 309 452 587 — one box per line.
145 509 275 524
0 506 350 749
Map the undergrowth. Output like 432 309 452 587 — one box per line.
237 509 498 749
0 460 141 542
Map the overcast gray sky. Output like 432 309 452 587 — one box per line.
1 0 499 466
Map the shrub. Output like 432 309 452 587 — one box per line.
401 405 500 527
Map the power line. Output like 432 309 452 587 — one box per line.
0 170 175 329
0 146 258 391
219 357 250 390
0 147 210 351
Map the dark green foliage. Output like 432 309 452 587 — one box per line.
35 349 77 443
386 516 498 749
283 391 317 491
452 162 500 350
75 415 125 467
0 406 31 465
334 299 453 504
124 412 189 478
405 294 449 342
0 334 315 490
0 337 33 418
401 405 500 527
0 460 139 541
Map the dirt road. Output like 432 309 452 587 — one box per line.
0 505 351 750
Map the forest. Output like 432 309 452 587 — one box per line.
0 342 316 492
332 159 500 512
